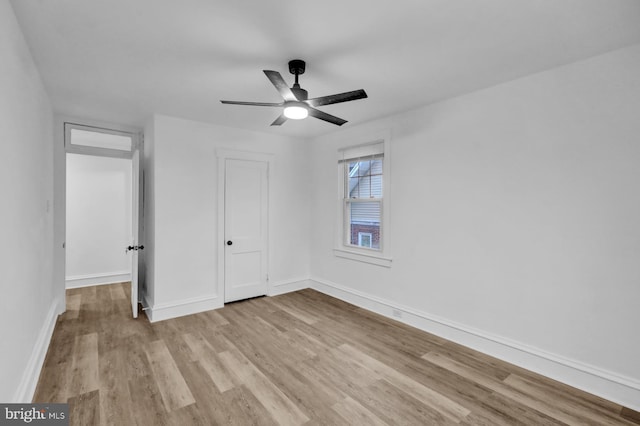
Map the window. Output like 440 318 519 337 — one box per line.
335 139 391 267
343 155 383 250
70 128 132 151
64 123 139 159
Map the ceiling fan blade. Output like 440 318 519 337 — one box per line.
306 89 368 107
220 100 283 107
307 107 347 126
263 70 298 101
270 114 288 126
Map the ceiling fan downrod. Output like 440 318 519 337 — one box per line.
288 59 308 101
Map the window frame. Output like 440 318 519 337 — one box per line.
64 122 140 159
334 135 392 267
343 155 383 251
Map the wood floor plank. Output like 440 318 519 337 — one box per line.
65 294 82 320
183 332 236 392
355 378 459 425
109 283 127 300
398 355 501 416
218 348 310 426
269 298 318 325
331 396 389 426
68 389 100 426
165 403 209 426
201 308 230 327
32 360 71 403
422 350 510 391
127 374 168 426
172 359 232 424
33 284 638 426
622 407 640 424
220 334 344 420
503 374 639 426
144 339 196 412
99 349 134 426
339 343 471 422
219 385 279 426
430 341 514 381
69 332 99 397
459 391 565 426
182 332 214 362
201 327 234 353
423 349 634 425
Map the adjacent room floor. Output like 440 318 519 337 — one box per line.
34 283 639 425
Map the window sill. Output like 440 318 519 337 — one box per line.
333 248 392 268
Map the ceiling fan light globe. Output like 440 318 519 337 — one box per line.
283 105 308 120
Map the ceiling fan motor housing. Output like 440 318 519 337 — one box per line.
291 86 308 101
288 59 306 76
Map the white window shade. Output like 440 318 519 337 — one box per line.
338 142 384 163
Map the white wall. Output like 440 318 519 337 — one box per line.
65 153 132 287
309 44 640 409
0 0 61 402
141 117 156 305
143 115 310 320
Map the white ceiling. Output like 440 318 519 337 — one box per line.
10 0 640 138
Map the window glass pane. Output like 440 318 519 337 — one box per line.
346 158 383 199
70 129 132 151
342 152 383 252
370 175 383 197
348 162 359 177
349 201 380 249
359 160 370 176
370 159 383 175
348 177 360 198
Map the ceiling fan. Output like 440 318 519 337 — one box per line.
220 59 367 126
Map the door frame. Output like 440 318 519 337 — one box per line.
216 149 273 303
58 117 143 318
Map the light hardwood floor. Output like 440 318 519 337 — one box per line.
34 283 639 425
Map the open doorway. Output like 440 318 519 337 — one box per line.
66 154 132 286
64 123 142 318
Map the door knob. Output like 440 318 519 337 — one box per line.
227 240 233 246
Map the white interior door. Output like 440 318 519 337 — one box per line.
224 159 268 303
130 148 140 318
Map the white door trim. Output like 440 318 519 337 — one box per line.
216 149 274 303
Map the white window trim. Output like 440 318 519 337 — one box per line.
64 122 140 159
334 133 392 268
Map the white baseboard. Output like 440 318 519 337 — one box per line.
146 294 223 322
309 277 640 412
268 277 311 296
65 271 131 289
144 277 309 322
13 296 62 403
